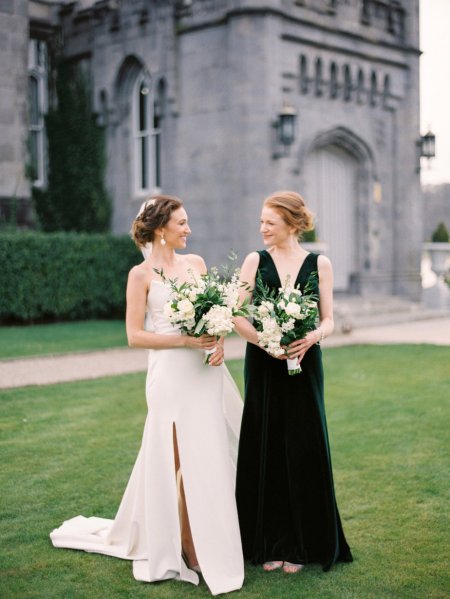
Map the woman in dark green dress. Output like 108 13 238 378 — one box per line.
235 190 352 574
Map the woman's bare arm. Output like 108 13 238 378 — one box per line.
233 252 261 347
126 265 216 351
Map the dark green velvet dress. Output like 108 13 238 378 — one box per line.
236 250 353 570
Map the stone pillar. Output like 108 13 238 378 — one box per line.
0 0 29 213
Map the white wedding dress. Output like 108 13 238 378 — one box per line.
50 279 244 595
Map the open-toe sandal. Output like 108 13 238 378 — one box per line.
263 561 283 572
282 561 304 574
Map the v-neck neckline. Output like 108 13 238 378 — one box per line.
263 249 311 288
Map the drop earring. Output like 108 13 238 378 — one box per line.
160 234 166 246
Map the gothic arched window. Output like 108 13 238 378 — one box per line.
153 78 167 189
356 69 365 104
383 74 391 108
300 55 309 94
343 65 352 101
132 73 161 194
370 71 378 106
315 58 323 97
330 62 338 99
28 39 47 186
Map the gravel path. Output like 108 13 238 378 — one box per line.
1 318 449 390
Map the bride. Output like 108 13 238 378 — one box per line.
50 195 244 596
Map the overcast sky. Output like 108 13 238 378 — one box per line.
420 0 450 185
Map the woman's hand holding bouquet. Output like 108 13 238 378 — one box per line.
251 271 319 375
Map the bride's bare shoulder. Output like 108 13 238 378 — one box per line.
183 253 207 273
128 260 152 284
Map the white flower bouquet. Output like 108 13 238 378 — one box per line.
251 271 319 375
157 265 249 363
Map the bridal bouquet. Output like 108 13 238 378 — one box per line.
251 271 319 375
157 266 249 363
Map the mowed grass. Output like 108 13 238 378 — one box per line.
0 345 449 599
0 320 127 359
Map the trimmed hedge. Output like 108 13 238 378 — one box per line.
0 233 141 323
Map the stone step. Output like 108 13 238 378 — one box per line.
333 296 450 332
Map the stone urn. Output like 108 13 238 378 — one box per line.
423 242 450 277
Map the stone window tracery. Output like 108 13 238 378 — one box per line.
132 73 161 195
28 39 48 187
297 54 393 110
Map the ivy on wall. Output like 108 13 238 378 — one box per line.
33 61 111 232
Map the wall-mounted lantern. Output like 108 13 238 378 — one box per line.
420 130 436 159
273 102 297 158
416 129 436 172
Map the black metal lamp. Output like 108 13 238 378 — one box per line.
416 129 436 173
277 103 297 147
420 130 436 159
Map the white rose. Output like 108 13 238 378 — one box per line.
176 299 195 321
285 302 301 317
188 289 198 302
258 304 269 317
278 300 286 310
177 299 194 314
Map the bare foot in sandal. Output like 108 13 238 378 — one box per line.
263 561 283 571
283 561 304 573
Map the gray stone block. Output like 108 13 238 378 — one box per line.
0 0 14 15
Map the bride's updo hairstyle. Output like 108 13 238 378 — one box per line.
131 194 183 248
264 190 314 237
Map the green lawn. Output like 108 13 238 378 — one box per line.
0 320 127 360
1 346 449 598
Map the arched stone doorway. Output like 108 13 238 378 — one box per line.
305 145 358 291
302 127 376 293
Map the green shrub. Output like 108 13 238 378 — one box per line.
301 228 316 242
0 233 141 323
431 221 449 243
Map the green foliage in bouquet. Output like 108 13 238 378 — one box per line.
33 60 111 233
431 221 449 243
155 265 250 338
0 232 141 323
252 270 319 347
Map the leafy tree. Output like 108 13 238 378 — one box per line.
33 61 111 232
